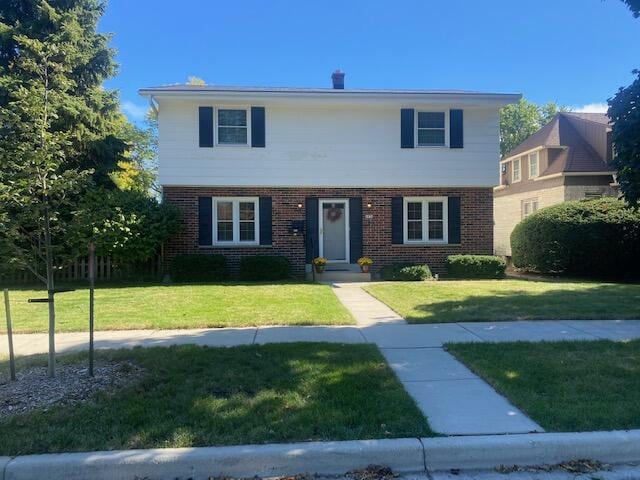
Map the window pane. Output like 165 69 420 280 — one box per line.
418 112 445 129
418 129 445 146
407 202 422 221
428 202 443 220
218 127 247 144
239 222 255 241
218 109 247 127
239 202 255 221
217 222 233 241
217 201 232 221
407 221 423 240
428 220 443 240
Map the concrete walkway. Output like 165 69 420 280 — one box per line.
331 282 405 326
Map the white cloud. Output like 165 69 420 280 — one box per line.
122 100 149 121
572 102 608 113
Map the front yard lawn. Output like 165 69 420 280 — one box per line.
364 279 640 323
0 343 432 455
447 340 640 432
0 282 354 333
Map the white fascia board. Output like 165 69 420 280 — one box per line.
139 89 521 108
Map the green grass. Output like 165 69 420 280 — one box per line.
364 279 640 323
0 282 354 333
0 343 432 455
447 340 640 432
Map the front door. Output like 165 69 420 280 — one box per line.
319 199 349 263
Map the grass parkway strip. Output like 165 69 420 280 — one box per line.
446 339 640 432
0 343 432 456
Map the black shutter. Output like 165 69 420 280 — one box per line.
251 106 265 148
198 197 213 246
305 198 319 262
259 197 272 245
450 109 463 149
391 197 404 244
448 196 461 244
349 198 363 263
400 108 414 148
198 107 214 148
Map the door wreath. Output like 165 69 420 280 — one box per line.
326 206 343 222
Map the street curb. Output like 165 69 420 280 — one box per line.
3 431 640 479
2 438 424 480
422 430 640 471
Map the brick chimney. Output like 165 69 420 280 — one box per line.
331 70 345 89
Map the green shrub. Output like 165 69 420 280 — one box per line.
446 255 506 279
380 263 432 281
170 254 228 282
511 198 640 278
239 255 291 281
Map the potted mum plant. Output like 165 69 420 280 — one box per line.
357 256 373 273
313 257 327 273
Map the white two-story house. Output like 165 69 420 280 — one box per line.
140 72 519 277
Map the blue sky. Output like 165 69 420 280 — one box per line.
99 0 640 123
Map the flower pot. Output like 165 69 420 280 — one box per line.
360 265 370 273
315 265 325 274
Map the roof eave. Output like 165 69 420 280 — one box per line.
138 88 521 107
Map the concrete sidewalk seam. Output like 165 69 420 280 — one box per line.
453 323 488 342
557 320 606 339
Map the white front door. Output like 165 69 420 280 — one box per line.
319 199 349 263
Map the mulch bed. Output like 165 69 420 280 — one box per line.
0 361 145 421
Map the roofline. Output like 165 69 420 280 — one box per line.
139 87 521 107
533 171 617 181
500 145 566 163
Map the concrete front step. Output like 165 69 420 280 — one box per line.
305 264 371 282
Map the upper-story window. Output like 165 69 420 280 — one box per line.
404 197 448 244
417 112 446 147
512 158 521 183
218 109 248 145
529 152 539 178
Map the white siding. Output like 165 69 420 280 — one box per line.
157 98 500 187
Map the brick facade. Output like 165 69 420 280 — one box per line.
163 186 493 277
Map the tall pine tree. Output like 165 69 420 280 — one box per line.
0 0 125 376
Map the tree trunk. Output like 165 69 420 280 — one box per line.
44 206 56 378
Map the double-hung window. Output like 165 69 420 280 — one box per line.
521 198 539 219
529 151 539 178
404 197 448 244
417 111 446 146
213 197 259 245
217 109 248 145
512 158 521 182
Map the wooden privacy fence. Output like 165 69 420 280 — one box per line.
0 255 163 285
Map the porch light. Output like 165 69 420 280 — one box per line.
297 203 303 209
367 202 372 209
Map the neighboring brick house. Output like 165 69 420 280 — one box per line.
494 112 619 257
140 72 519 278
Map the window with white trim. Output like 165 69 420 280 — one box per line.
404 197 448 244
217 109 248 145
528 151 539 178
521 198 539 219
512 158 521 182
213 197 259 245
417 111 446 146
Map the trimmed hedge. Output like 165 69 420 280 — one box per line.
170 254 229 282
511 198 640 278
446 255 506 279
380 263 432 281
239 255 291 281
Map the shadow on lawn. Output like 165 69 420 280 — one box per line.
0 343 429 456
410 283 640 322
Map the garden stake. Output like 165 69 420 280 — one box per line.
88 243 95 377
4 289 16 381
